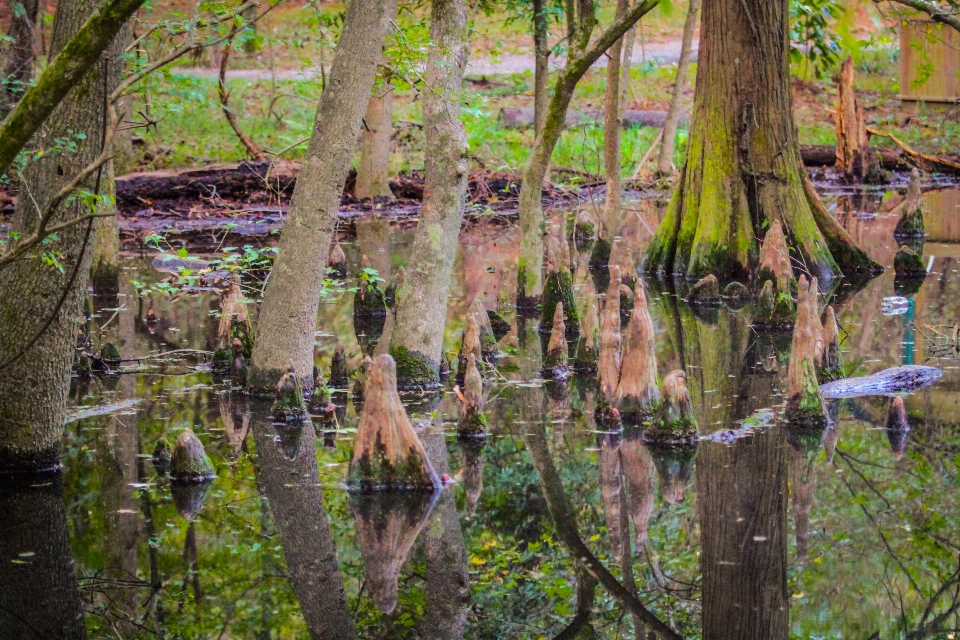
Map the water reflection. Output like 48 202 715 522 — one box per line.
41 188 960 637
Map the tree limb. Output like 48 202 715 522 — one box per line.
876 0 960 34
218 34 267 161
0 0 147 178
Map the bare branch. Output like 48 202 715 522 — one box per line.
877 0 960 34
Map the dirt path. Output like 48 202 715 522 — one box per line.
173 39 699 81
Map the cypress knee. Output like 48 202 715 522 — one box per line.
786 276 826 423
541 303 570 380
615 280 660 425
346 354 441 491
893 169 925 238
596 265 623 427
649 370 697 443
457 354 487 438
272 368 309 422
170 429 216 482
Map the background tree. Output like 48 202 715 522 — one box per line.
656 0 699 177
1 0 43 117
643 0 879 284
249 0 398 394
516 0 660 307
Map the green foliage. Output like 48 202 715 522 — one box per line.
789 0 844 78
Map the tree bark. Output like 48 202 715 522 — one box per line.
388 0 469 389
0 0 146 178
532 0 550 137
0 476 87 639
248 0 397 394
0 0 134 473
656 0 699 176
1 0 43 117
92 19 134 296
250 403 358 640
355 87 395 201
516 0 660 306
643 0 879 285
594 0 629 268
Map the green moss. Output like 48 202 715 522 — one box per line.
212 348 232 375
458 409 488 438
540 269 579 335
100 342 121 364
272 372 309 421
894 207 925 237
589 237 612 270
91 260 120 295
389 346 440 390
894 245 926 277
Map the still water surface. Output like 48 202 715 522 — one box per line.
14 184 960 638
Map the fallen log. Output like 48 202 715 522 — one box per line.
799 144 904 170
820 365 943 399
497 107 688 130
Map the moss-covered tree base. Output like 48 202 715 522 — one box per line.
389 345 441 391
458 408 488 439
540 269 580 338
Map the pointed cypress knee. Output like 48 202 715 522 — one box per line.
820 306 844 382
456 317 483 387
329 343 349 388
328 241 348 279
893 169 925 238
231 338 248 387
352 356 373 406
214 277 253 375
648 370 697 443
541 234 580 337
152 439 172 476
170 429 216 482
886 396 910 461
688 274 721 305
615 280 660 425
469 296 499 362
457 354 487 439
272 368 309 422
460 439 485 516
541 303 570 380
894 245 926 278
786 276 826 423
649 443 697 505
596 265 623 428
346 355 441 491
574 292 600 373
754 219 796 328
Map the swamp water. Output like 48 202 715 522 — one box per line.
11 184 960 639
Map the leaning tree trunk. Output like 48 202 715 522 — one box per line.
592 0 629 270
656 0 699 176
388 0 469 389
517 0 660 307
355 86 395 201
1 0 42 116
249 0 397 395
0 0 131 474
643 0 878 285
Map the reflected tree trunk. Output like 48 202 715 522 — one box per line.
419 416 470 640
250 403 358 640
0 476 86 639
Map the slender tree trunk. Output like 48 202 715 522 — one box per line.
532 0 549 136
0 477 87 639
619 19 636 120
92 20 134 296
251 403 358 640
356 87 395 201
1 0 43 116
643 0 878 285
388 0 469 389
593 0 629 270
517 0 660 307
249 0 397 394
0 0 132 473
656 0 699 176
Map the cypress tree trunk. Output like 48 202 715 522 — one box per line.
355 86 395 201
248 0 397 395
643 0 878 285
516 0 660 307
656 0 699 176
0 0 130 473
1 0 42 116
388 0 469 389
592 0 629 270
